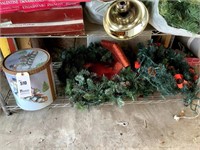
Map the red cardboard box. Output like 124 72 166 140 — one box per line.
0 5 85 36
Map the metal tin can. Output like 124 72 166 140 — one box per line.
2 48 56 111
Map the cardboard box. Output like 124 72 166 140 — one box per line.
0 5 85 36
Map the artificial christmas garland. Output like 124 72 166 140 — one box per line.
159 0 200 34
57 40 199 109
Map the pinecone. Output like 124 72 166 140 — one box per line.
148 67 156 77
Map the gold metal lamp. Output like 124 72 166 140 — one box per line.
103 0 149 40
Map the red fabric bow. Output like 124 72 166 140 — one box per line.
85 40 130 79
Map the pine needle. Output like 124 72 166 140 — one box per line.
159 0 200 34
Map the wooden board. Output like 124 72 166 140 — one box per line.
0 5 85 36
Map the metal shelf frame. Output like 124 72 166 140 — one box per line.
0 62 183 116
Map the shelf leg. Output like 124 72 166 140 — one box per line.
0 93 11 116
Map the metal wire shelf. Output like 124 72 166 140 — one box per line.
1 62 184 115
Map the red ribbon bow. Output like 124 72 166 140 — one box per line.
85 40 130 79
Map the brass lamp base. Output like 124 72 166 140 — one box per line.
103 0 149 40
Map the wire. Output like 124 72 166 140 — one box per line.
174 100 200 121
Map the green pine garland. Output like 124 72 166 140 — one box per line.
159 0 200 34
57 41 200 109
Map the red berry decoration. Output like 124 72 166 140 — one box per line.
134 61 141 69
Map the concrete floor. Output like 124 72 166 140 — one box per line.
0 98 200 149
0 71 200 150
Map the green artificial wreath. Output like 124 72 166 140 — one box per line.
57 43 114 84
57 41 200 109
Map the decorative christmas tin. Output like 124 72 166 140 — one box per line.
2 48 56 111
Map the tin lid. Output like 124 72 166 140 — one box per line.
2 48 51 75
